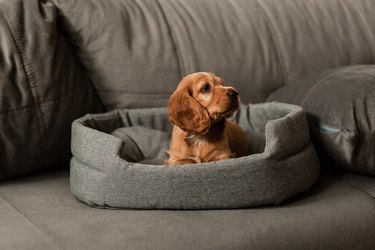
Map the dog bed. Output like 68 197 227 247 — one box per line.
70 102 320 209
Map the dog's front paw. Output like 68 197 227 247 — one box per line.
212 152 234 162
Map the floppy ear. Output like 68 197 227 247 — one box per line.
168 88 211 135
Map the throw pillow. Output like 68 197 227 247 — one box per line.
267 65 375 175
0 0 102 179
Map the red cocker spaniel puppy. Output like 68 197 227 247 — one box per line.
166 72 251 165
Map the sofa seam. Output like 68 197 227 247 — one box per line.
2 10 46 151
341 179 375 200
299 70 342 106
0 191 64 249
0 82 88 117
298 67 375 106
154 0 185 78
255 0 289 87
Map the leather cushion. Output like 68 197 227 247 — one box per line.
268 65 375 175
52 0 375 109
0 0 103 179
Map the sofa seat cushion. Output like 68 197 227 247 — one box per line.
52 0 375 109
0 166 374 249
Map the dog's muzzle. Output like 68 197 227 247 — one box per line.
227 90 239 103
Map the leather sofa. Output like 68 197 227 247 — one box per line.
0 0 374 249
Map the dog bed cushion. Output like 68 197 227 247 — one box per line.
70 103 320 209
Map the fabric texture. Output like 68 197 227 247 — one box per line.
52 0 375 109
70 103 320 209
0 0 103 179
268 65 375 175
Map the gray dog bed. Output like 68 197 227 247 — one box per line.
70 102 320 209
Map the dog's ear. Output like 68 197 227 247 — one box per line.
168 88 211 135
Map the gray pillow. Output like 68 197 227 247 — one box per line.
0 0 102 179
268 65 375 175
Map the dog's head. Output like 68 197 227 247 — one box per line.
168 72 240 135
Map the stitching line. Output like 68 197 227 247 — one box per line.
0 191 64 249
300 70 342 106
0 82 88 116
342 179 375 200
3 11 46 152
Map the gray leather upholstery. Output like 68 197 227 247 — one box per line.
53 0 375 108
0 166 374 249
0 0 375 248
0 0 103 179
268 65 375 175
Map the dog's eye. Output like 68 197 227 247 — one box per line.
201 83 211 93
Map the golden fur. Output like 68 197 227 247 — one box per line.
166 72 251 165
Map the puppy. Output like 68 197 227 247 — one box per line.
166 72 251 165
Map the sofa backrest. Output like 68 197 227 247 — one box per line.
53 0 375 109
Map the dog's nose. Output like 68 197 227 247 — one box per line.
227 90 239 102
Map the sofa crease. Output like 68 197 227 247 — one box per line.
0 190 64 249
155 0 185 78
255 0 290 87
2 9 46 153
